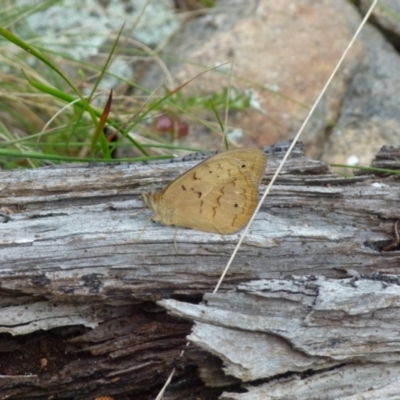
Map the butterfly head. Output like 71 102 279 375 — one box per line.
142 192 169 224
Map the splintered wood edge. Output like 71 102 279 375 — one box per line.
158 275 400 381
219 363 400 400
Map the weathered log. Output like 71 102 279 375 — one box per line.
0 142 399 399
161 275 400 398
1 142 398 302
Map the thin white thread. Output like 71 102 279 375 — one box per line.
213 0 379 293
155 368 175 400
154 1 379 397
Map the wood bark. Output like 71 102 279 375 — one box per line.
0 142 399 399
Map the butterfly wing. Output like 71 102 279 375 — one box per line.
161 148 266 233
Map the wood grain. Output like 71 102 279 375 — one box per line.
0 143 399 399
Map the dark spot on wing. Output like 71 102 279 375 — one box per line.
232 214 237 227
191 187 202 198
181 184 187 190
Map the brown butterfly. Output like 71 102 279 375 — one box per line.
142 148 267 234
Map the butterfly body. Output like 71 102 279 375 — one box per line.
142 148 267 234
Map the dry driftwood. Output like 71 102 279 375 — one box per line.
0 142 399 399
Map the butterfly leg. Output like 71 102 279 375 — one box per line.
133 215 152 245
382 220 400 252
174 227 179 253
